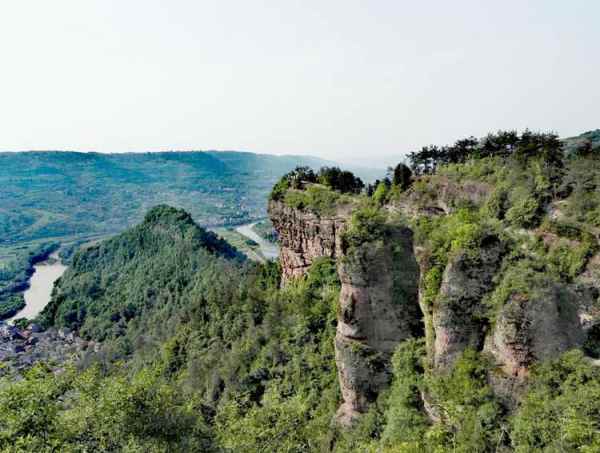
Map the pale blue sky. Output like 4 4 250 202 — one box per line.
0 1 598 166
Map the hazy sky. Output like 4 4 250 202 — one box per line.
1 1 598 166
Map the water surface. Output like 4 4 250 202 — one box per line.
9 252 67 322
235 223 279 260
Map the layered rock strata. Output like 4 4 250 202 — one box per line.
269 200 421 425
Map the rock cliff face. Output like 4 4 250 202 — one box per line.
269 200 421 425
431 236 503 370
270 194 600 425
268 201 347 283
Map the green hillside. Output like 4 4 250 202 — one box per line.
2 130 600 451
3 205 341 451
0 150 332 246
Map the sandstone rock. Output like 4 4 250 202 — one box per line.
268 200 347 283
487 286 584 374
485 283 586 406
269 200 422 425
431 235 503 370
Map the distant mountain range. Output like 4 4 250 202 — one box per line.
0 150 382 247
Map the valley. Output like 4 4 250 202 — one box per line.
2 130 600 451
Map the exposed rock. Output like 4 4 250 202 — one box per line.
431 235 504 370
269 200 422 426
270 183 600 426
268 200 347 283
484 283 585 406
0 323 92 377
394 177 492 218
335 226 421 424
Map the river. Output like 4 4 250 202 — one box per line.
235 223 279 260
8 252 67 322
7 227 270 323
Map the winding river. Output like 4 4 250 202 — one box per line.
235 223 279 260
6 226 270 324
8 252 67 322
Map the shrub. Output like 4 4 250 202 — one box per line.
343 205 388 247
392 163 413 191
380 340 429 447
373 180 390 205
424 349 504 452
318 166 364 194
283 185 342 214
511 350 600 451
505 190 540 228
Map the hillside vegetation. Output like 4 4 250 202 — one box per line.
0 151 338 319
2 130 600 451
0 151 334 247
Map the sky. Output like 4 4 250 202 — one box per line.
0 1 599 167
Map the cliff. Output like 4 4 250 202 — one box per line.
269 199 422 424
269 167 600 427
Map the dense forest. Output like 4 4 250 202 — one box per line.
2 130 600 451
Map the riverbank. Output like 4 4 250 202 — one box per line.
7 252 67 323
0 242 60 319
234 223 279 260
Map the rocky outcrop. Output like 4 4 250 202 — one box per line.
268 200 347 283
269 200 422 426
335 226 421 425
432 236 504 370
270 189 600 426
486 284 584 380
0 322 95 378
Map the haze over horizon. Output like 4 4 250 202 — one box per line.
1 1 599 167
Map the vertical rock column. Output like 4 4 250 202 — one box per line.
269 201 422 426
335 226 421 425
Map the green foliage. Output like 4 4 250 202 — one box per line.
39 205 244 339
481 186 509 219
511 350 600 452
413 209 491 311
0 294 25 319
380 339 429 448
408 130 563 175
391 163 413 191
270 165 365 213
505 188 540 228
283 184 343 214
546 239 594 281
317 166 365 194
373 180 390 205
5 206 342 451
424 350 504 452
560 156 600 226
486 260 542 319
271 165 364 202
342 204 388 247
270 176 291 201
0 364 213 452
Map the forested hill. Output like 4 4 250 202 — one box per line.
4 130 600 451
4 204 343 451
39 205 245 346
0 150 337 246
